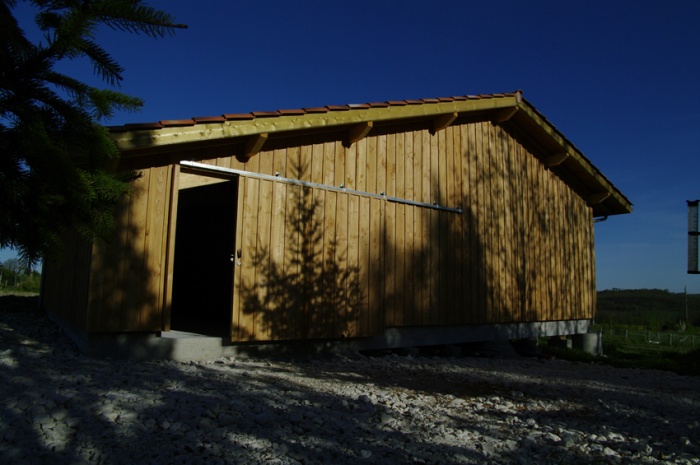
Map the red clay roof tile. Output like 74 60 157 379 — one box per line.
161 119 196 127
223 113 255 120
277 109 306 115
124 122 164 130
193 116 225 123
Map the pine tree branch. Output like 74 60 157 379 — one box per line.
1 0 186 261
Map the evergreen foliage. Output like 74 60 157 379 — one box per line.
0 0 185 264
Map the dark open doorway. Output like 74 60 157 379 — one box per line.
171 178 238 336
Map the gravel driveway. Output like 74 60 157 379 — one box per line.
1 301 699 465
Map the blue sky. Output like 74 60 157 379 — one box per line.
5 0 700 292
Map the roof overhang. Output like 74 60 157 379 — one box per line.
110 91 632 217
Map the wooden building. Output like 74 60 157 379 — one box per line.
42 91 632 358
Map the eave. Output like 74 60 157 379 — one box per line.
109 91 632 217
111 94 520 152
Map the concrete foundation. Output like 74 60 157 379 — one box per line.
56 318 594 361
572 332 603 355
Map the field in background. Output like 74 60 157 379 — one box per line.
596 288 700 329
545 289 700 376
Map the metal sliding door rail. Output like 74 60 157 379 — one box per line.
180 160 462 214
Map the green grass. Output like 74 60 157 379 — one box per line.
0 289 39 297
544 337 700 376
541 289 700 376
604 343 700 376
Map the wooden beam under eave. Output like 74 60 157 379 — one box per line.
492 106 519 124
237 132 268 162
431 112 458 134
587 192 611 205
544 152 569 167
345 121 373 147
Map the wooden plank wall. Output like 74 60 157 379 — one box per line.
86 165 173 332
42 231 92 331
217 119 596 341
75 117 595 340
216 136 377 341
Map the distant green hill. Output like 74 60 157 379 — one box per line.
597 289 700 329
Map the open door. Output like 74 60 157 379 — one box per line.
170 175 238 336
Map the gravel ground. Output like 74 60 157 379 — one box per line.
1 300 700 465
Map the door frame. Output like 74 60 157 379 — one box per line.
162 164 240 333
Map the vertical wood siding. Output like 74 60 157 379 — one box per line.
85 165 173 332
66 117 596 340
222 120 596 341
42 231 92 330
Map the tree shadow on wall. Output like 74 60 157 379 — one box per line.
235 161 363 341
41 170 167 336
380 186 490 329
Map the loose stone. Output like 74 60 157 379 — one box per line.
1 309 699 465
